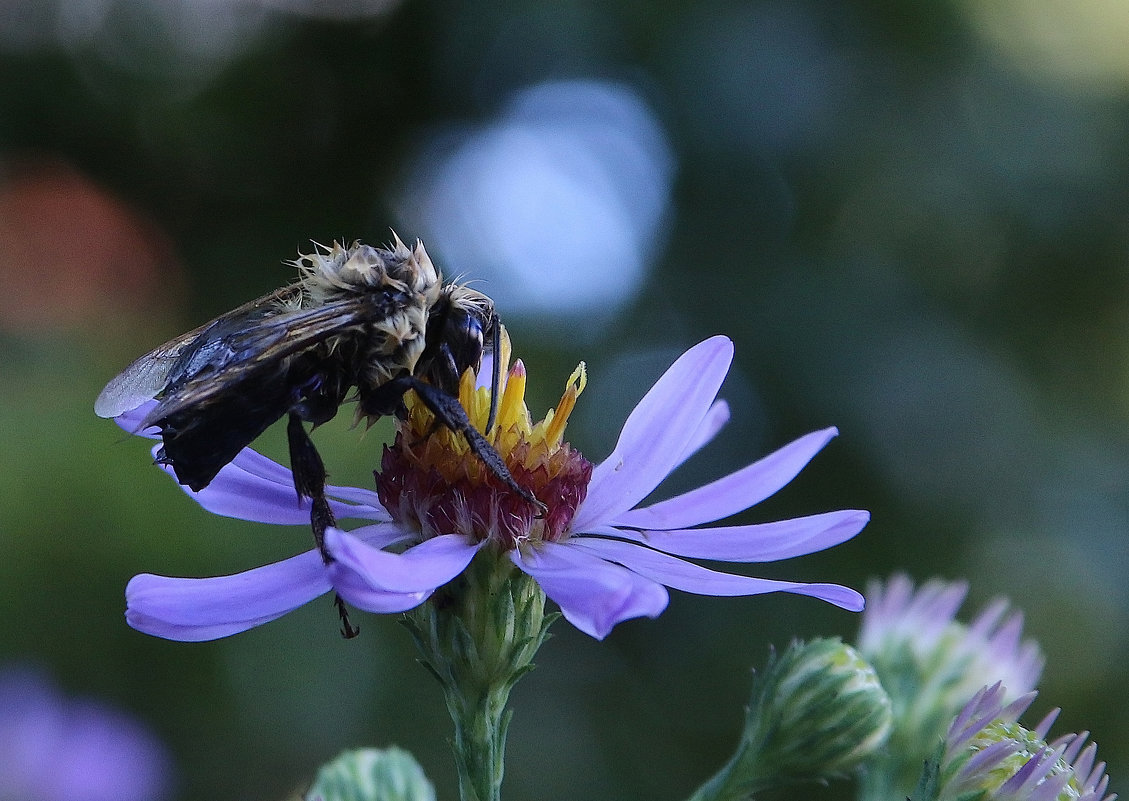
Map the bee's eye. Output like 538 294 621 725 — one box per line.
446 308 485 372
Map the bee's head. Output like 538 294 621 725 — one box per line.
419 284 497 395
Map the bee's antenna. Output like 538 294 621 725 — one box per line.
485 313 501 437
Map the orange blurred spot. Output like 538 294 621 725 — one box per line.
0 158 182 333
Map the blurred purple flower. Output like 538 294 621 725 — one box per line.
120 336 867 641
0 667 171 801
855 575 1048 801
859 574 1045 705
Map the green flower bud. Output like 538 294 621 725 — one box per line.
305 747 435 801
755 638 893 780
689 638 892 801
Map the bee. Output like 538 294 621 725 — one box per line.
96 237 541 636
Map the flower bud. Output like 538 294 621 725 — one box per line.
856 575 1044 801
306 747 435 801
754 638 893 780
689 638 891 800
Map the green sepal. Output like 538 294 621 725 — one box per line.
403 550 556 801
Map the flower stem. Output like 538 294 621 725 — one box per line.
404 550 556 801
683 738 773 801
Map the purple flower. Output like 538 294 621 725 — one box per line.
937 683 1115 801
859 574 1045 709
121 335 867 641
0 667 172 801
855 575 1048 801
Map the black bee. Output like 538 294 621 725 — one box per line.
96 237 539 636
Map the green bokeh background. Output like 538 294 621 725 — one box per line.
2 1 1127 799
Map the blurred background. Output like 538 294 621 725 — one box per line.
1 0 1127 798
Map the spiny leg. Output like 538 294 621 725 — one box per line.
286 413 360 639
406 377 546 514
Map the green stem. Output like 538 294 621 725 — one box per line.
404 551 556 801
683 737 771 801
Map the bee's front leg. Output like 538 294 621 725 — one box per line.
403 378 546 515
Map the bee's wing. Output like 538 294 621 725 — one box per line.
132 293 382 426
94 286 303 419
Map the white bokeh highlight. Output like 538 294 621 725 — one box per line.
397 79 675 335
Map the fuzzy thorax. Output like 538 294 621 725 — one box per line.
291 237 446 390
292 236 442 306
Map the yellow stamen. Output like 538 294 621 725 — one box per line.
382 334 593 547
543 362 586 447
401 338 584 466
496 360 528 440
495 329 512 392
458 368 479 423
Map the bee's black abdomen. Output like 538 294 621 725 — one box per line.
160 383 296 491
155 344 354 491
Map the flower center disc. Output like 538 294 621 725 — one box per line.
375 352 592 551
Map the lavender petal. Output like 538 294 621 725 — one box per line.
602 509 869 561
570 538 865 610
574 336 734 531
112 399 161 438
329 578 430 615
325 529 481 594
125 549 332 641
510 542 669 639
675 399 731 466
151 444 388 525
611 427 839 530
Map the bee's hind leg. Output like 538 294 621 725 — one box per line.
286 412 360 639
286 413 335 553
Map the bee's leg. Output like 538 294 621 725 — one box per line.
286 412 360 639
401 344 464 444
426 325 503 436
404 377 547 514
485 315 502 436
287 412 334 552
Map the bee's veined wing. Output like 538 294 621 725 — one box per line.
132 293 388 427
94 285 302 419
